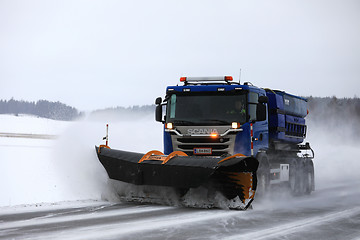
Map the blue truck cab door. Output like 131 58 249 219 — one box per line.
248 90 269 156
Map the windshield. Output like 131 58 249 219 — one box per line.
166 93 247 125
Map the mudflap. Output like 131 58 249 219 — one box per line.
96 146 258 210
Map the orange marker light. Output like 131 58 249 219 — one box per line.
225 76 233 81
166 122 173 129
210 133 218 138
180 77 187 82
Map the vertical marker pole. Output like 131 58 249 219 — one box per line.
250 123 254 156
239 68 242 84
106 124 109 146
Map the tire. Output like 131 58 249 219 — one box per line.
256 155 270 196
304 161 314 195
290 159 313 196
176 188 189 198
289 160 301 196
298 161 307 195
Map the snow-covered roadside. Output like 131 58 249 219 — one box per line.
0 114 70 135
0 115 72 206
0 114 162 207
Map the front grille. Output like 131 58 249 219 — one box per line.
178 144 228 150
177 137 230 144
171 135 235 156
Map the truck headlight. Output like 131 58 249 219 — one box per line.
166 122 173 130
232 122 240 129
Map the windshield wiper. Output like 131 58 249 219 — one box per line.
173 120 196 125
200 119 231 125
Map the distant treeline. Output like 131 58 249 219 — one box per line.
1 97 359 124
89 105 155 121
0 99 82 121
306 96 360 141
307 96 360 122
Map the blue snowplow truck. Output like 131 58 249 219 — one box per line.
96 76 314 210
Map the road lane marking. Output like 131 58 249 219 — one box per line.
29 208 249 240
0 205 175 231
225 206 360 240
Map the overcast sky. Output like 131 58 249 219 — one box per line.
1 0 359 111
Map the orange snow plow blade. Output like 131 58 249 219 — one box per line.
96 146 258 210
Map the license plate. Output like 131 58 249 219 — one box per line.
193 148 212 155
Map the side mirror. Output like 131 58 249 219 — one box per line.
155 104 163 122
155 97 162 105
155 97 164 122
258 96 268 104
256 103 267 121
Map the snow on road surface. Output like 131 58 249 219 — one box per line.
0 114 360 239
1 187 360 240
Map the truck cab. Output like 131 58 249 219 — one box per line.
155 76 269 157
156 76 314 195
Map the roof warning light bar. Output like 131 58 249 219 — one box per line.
180 76 235 86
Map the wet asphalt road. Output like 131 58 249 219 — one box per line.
1 182 360 240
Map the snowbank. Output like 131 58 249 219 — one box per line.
0 114 162 207
0 114 70 135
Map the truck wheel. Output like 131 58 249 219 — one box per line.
289 160 301 195
299 161 308 195
257 170 269 195
176 188 189 198
256 155 270 196
304 161 314 195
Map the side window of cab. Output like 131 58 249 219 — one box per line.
248 92 258 121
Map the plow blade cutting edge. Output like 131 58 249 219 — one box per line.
96 146 259 210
